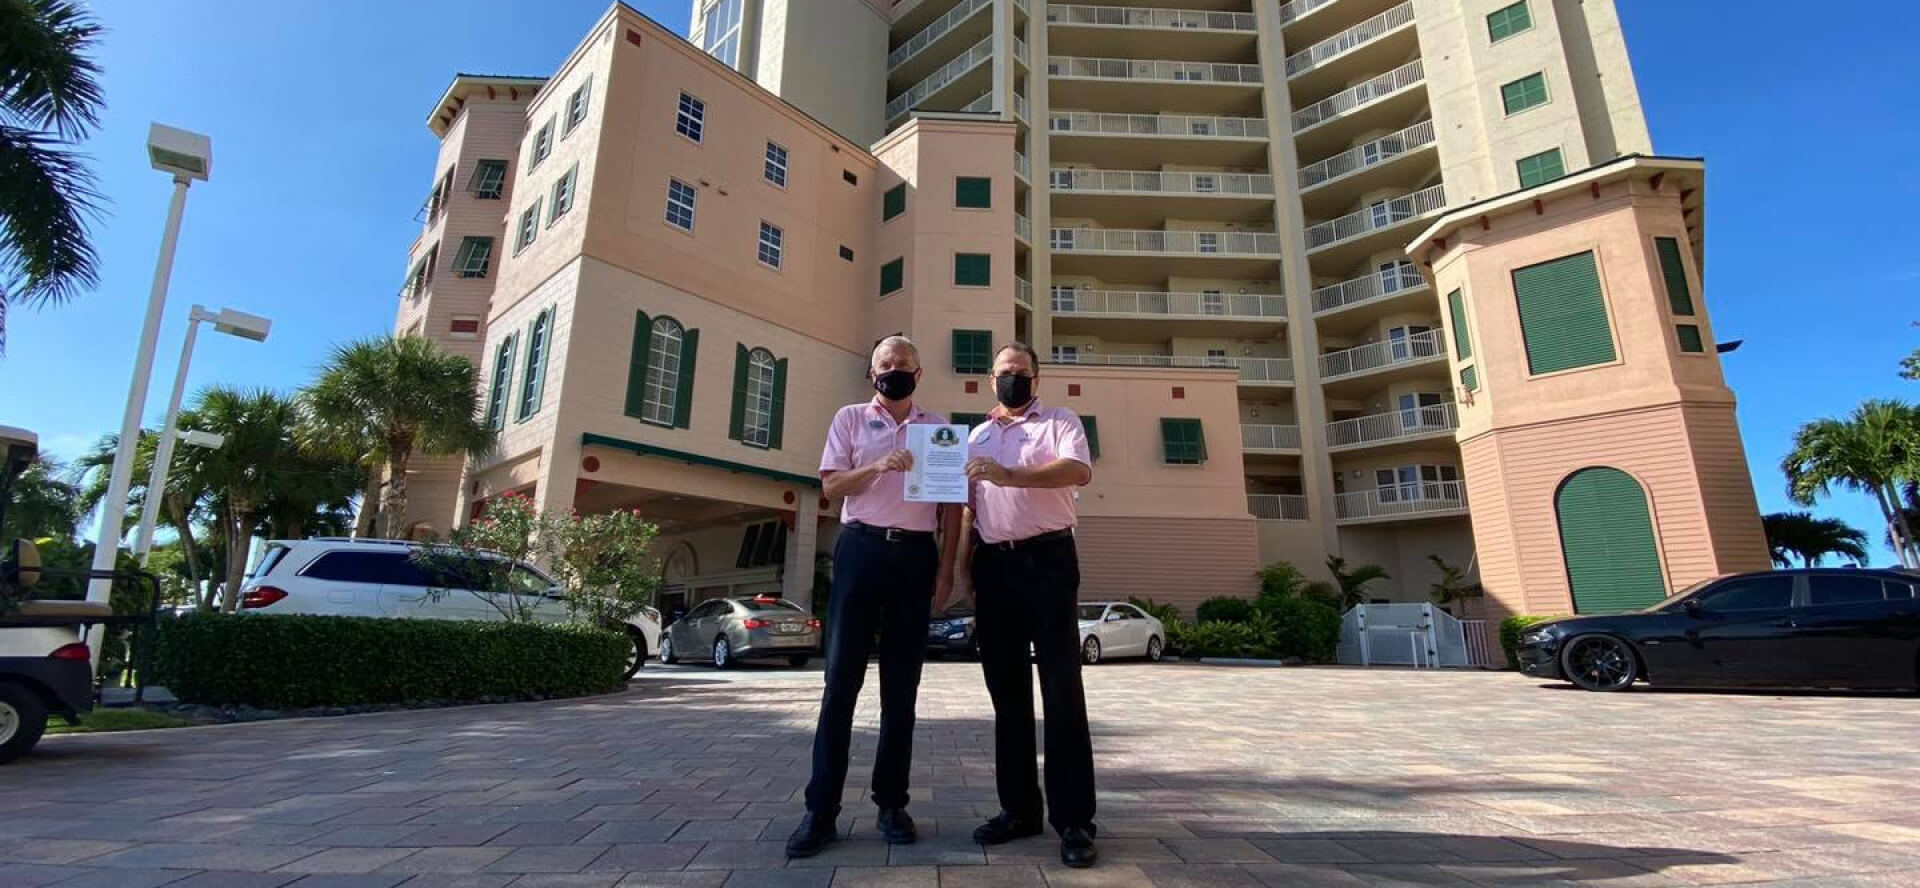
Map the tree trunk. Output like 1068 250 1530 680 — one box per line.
1874 486 1915 569
167 495 207 610
382 450 411 540
220 502 250 614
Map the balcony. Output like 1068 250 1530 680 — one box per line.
1298 119 1437 195
1050 288 1286 320
1048 55 1262 115
1291 58 1426 143
1303 183 1446 266
1050 228 1280 255
889 0 992 73
1325 403 1458 451
1050 111 1266 139
1050 169 1274 197
1048 168 1276 226
1284 2 1415 87
1016 214 1032 242
1318 329 1445 383
1048 112 1269 167
1054 353 1293 385
1017 277 1033 307
1237 356 1294 385
1016 152 1031 181
1243 424 1302 453
1047 55 1262 85
1047 4 1257 32
1049 226 1282 277
887 36 994 122
1310 264 1429 331
1277 0 1337 27
1249 493 1309 521
1335 481 1467 523
960 91 994 113
1015 92 1030 121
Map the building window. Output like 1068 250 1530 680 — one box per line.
665 179 698 231
1675 324 1705 353
424 168 453 220
454 236 494 279
1375 465 1459 501
1196 232 1220 253
954 252 991 287
468 159 508 199
698 0 743 66
515 200 541 254
1160 418 1207 465
1460 364 1479 392
486 334 517 430
1050 229 1075 250
548 165 578 226
1487 0 1532 41
1201 289 1225 315
757 221 784 268
843 169 859 186
676 92 706 142
880 258 905 295
1050 285 1077 312
1193 173 1216 193
883 183 907 221
529 116 555 171
1051 345 1079 364
955 176 992 209
764 141 789 187
1446 289 1473 360
625 313 698 429
1204 348 1230 368
402 247 433 300
517 309 553 422
1081 416 1100 460
1189 119 1211 136
1050 169 1074 189
1516 148 1565 188
731 345 787 449
563 77 593 137
1501 72 1550 115
1513 250 1615 375
952 329 992 374
839 245 855 262
1654 237 1696 316
1378 259 1417 293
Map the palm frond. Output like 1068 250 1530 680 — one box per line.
0 123 101 323
0 0 106 137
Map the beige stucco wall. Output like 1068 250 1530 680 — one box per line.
757 0 889 145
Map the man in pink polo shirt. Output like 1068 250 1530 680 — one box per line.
788 335 960 859
959 342 1099 869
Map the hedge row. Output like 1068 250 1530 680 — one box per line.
149 614 629 708
1163 597 1342 662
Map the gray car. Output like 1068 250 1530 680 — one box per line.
659 596 821 668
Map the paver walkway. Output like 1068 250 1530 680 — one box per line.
3 661 1919 887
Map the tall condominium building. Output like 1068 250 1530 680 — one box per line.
389 1 1767 624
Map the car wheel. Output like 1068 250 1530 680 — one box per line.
788 655 811 668
619 627 646 680
1081 636 1101 665
1146 636 1164 662
659 635 678 665
0 681 49 765
713 637 734 669
1561 635 1638 692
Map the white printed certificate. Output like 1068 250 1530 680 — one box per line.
904 424 970 503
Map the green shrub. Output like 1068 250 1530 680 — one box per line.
1195 596 1255 624
1499 615 1556 670
149 613 629 708
1260 596 1342 663
1162 598 1342 663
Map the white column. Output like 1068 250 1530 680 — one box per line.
783 491 819 608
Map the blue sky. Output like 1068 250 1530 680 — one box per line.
2 1 1916 559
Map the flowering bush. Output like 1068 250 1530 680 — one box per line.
411 494 660 626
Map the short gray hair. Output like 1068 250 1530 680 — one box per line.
871 334 920 369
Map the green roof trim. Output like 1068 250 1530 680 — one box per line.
581 432 822 488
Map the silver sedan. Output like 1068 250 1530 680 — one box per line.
659 596 821 668
1077 602 1166 665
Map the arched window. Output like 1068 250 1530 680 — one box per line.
517 309 552 421
742 348 777 447
643 317 685 426
486 333 516 430
1556 467 1666 613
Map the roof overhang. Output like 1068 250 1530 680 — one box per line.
426 73 549 136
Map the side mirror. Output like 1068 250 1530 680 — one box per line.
1105 611 1125 622
1683 598 1703 617
2 538 42 589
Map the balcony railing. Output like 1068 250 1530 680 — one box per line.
1051 354 1291 383
1319 329 1445 379
1046 4 1258 32
1017 214 1032 241
1049 168 1275 196
1016 152 1031 179
1049 288 1287 320
1325 403 1458 449
1336 481 1467 521
1292 59 1425 132
1015 92 1030 120
960 91 994 113
1237 356 1294 383
1049 111 1268 139
1015 36 1030 63
1048 55 1262 85
1016 277 1033 307
1277 0 1337 26
1311 264 1427 314
1284 2 1415 78
1298 119 1437 190
887 36 995 121
1049 228 1282 255
1249 494 1309 521
889 0 992 70
1243 424 1302 451
1305 183 1446 251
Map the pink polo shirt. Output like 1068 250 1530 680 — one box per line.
819 397 947 533
967 400 1093 545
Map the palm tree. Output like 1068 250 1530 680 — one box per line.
173 387 309 612
1782 400 1920 569
1761 511 1869 568
0 0 106 353
1324 555 1390 609
1427 555 1483 610
0 455 79 542
301 335 494 539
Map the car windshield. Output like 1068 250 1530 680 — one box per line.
1077 605 1108 621
247 544 290 580
1643 576 1722 613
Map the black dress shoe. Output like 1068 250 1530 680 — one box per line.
785 812 836 858
876 807 917 844
972 811 1044 845
1060 826 1097 868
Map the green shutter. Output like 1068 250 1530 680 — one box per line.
1082 416 1100 460
768 358 789 450
1516 148 1565 188
528 310 551 415
954 253 991 287
728 343 749 441
1675 324 1704 353
955 176 992 209
1654 237 1695 316
1160 418 1205 465
623 312 651 418
1501 73 1549 114
953 329 991 374
1460 364 1478 392
1556 467 1666 613
673 328 699 429
880 258 905 296
488 335 516 429
1487 0 1531 41
1512 251 1615 374
1446 289 1473 360
883 184 907 220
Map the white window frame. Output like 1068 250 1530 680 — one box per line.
643 318 684 427
1050 285 1077 312
1050 229 1075 250
1050 169 1074 189
665 179 696 232
530 116 555 171
469 159 507 199
1205 348 1231 368
764 141 789 188
1051 345 1079 364
757 221 784 269
454 236 493 279
1193 173 1217 193
548 165 577 227
1200 289 1225 315
676 92 706 143
699 0 744 67
742 347 777 448
515 200 541 254
563 77 593 137
1196 232 1220 253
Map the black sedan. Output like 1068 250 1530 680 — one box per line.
927 599 977 658
1518 568 1920 691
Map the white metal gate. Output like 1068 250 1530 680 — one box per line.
1337 603 1492 668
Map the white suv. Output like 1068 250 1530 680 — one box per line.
238 538 661 679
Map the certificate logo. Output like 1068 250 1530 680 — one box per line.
908 484 921 496
931 427 960 447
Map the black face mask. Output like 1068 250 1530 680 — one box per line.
994 374 1034 410
873 369 918 401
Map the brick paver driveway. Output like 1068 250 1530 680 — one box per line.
3 662 1919 887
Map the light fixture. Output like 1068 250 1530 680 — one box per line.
147 123 212 181
211 307 271 342
178 429 225 449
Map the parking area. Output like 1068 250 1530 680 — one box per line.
3 662 1919 887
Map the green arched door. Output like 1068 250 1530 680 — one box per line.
1555 467 1666 613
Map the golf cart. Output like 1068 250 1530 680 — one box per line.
0 425 161 764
